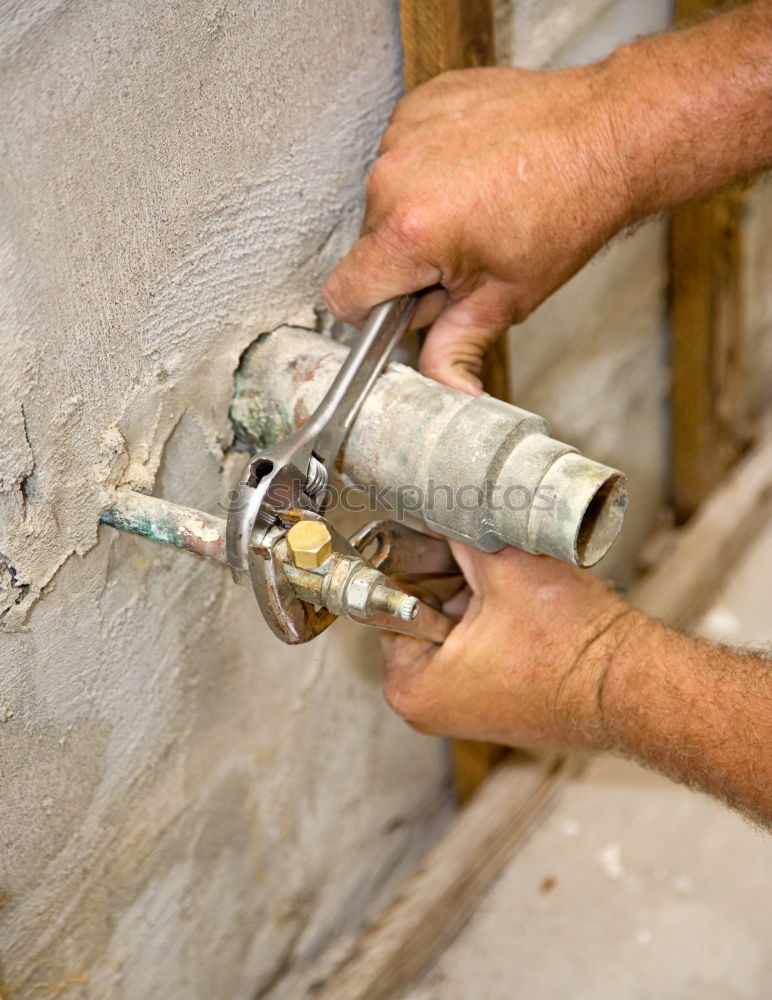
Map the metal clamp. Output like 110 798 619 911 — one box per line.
226 295 463 645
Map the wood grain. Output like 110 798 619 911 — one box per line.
311 752 581 1000
398 0 506 404
632 429 772 629
670 0 753 521
399 0 496 90
670 187 752 521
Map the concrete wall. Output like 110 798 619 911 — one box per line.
1 0 769 996
0 3 450 997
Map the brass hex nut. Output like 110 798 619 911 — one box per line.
286 520 333 569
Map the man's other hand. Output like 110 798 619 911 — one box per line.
380 541 635 749
323 66 631 394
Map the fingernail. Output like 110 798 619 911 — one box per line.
457 374 484 397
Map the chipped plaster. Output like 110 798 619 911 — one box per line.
0 2 450 996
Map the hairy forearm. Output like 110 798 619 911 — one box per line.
605 0 772 223
592 610 772 827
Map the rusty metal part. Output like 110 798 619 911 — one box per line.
252 513 447 643
101 491 231 564
349 519 464 609
232 327 628 567
283 552 419 622
227 296 420 643
281 519 459 643
373 585 419 622
252 522 337 643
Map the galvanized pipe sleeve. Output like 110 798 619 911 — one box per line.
231 327 628 567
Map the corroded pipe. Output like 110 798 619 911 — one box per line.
102 491 230 565
231 327 628 567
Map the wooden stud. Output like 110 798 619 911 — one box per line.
311 751 581 1000
670 0 752 522
399 0 496 90
631 428 772 630
399 0 510 802
398 0 508 401
670 186 751 521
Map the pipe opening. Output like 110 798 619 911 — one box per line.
575 474 628 568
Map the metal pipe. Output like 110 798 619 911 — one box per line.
230 327 628 567
101 491 230 565
101 493 453 643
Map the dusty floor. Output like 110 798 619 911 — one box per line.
403 520 772 1000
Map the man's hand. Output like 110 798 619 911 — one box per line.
324 2 772 393
381 541 635 748
332 0 772 825
384 542 772 828
323 65 630 394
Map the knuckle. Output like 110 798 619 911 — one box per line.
321 273 348 320
507 292 536 326
365 156 388 196
389 90 420 124
509 304 527 325
434 68 465 86
385 201 432 253
474 284 532 329
377 126 399 155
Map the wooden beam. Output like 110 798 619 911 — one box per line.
304 432 772 1000
670 186 751 521
632 429 772 629
399 0 496 90
398 0 506 403
669 0 752 522
399 0 510 803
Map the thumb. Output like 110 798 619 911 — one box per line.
323 231 441 329
419 285 511 395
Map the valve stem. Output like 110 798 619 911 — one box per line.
371 585 419 621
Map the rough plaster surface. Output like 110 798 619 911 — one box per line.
0 2 451 996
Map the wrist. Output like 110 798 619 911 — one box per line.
553 58 643 246
559 601 644 751
595 4 772 224
586 46 659 230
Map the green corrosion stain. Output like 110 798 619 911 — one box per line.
229 334 294 451
100 507 187 550
229 384 292 451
